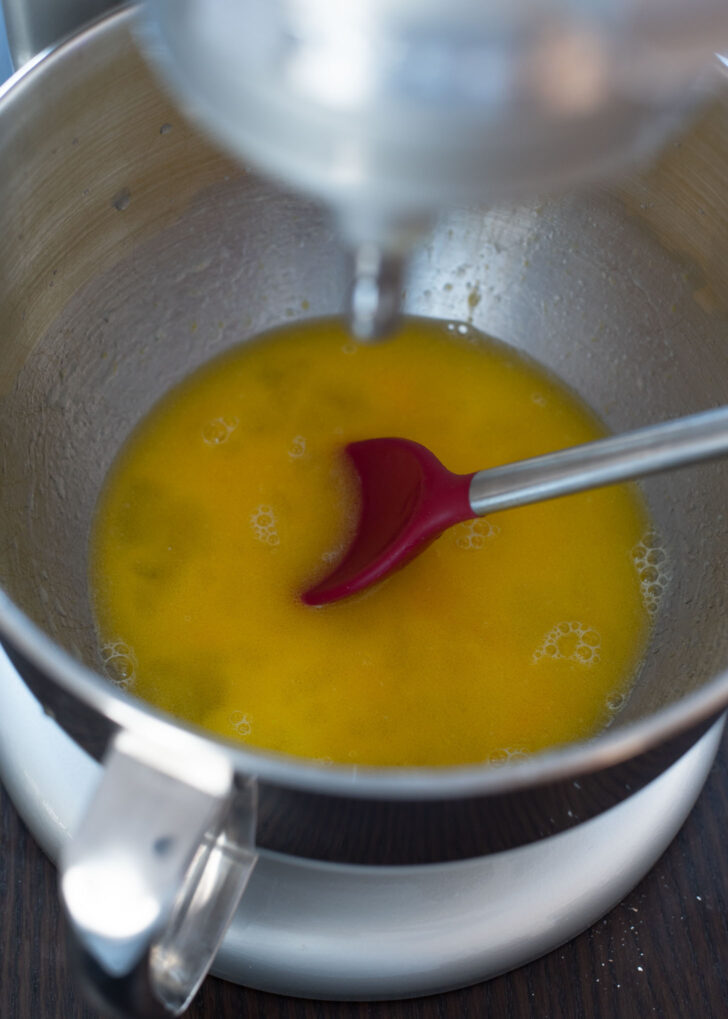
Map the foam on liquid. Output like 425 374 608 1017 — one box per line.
89 317 655 767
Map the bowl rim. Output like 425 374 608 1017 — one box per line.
2 5 728 802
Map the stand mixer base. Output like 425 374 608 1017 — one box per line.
0 645 722 1001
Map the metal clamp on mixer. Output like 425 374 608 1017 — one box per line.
60 730 257 1017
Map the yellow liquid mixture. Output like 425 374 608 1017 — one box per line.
90 318 652 767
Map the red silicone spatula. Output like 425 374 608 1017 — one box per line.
302 405 728 606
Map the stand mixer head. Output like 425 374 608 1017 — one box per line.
142 0 728 338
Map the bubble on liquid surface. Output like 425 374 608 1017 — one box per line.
202 415 238 445
631 531 670 615
321 542 345 564
287 435 307 460
488 746 528 767
250 504 280 546
454 518 500 550
606 690 627 714
230 711 252 737
533 621 601 666
101 640 137 689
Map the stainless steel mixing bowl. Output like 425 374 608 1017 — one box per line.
2 7 728 1016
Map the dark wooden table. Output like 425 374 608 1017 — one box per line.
2 732 728 1019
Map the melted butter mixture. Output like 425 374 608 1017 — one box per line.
90 317 654 767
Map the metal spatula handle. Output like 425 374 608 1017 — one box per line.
470 405 728 515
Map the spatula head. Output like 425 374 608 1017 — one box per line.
302 438 474 606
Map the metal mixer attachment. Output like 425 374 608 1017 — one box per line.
140 0 728 338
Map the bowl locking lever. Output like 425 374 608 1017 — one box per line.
59 729 258 1016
